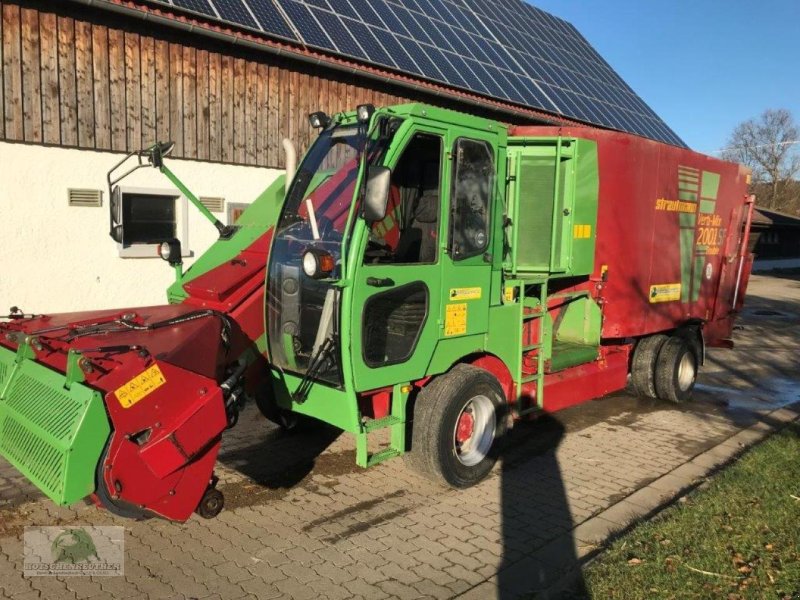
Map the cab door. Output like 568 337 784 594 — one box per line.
350 125 447 391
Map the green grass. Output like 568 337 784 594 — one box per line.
582 424 800 599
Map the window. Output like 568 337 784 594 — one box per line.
365 133 442 265
449 138 494 260
362 282 429 367
112 186 189 258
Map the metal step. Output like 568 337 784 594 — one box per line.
521 373 541 383
362 415 402 433
366 447 402 467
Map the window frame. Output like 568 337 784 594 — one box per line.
448 137 495 262
114 186 191 259
363 131 444 266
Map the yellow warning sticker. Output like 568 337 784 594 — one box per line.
115 364 166 409
649 283 682 303
573 224 592 239
445 303 467 336
448 287 482 301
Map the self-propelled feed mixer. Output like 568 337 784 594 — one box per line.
0 104 755 522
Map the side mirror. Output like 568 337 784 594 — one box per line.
363 166 391 223
109 186 123 243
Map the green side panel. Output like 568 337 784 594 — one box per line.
679 212 697 303
271 369 361 433
549 342 598 372
692 251 706 303
508 138 597 279
699 199 716 214
425 334 492 377
701 171 720 200
555 296 601 346
569 139 599 277
516 154 556 270
678 190 698 202
485 303 523 391
0 347 111 505
167 175 286 302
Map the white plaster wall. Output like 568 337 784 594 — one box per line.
0 142 280 313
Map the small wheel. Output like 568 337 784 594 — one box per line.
630 334 668 398
196 488 224 519
654 336 698 403
405 364 507 488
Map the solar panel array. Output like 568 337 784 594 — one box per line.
158 0 686 147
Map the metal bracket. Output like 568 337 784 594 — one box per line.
65 349 86 390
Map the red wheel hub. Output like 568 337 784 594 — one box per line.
456 410 475 443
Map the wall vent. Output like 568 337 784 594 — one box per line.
199 197 225 213
68 189 103 207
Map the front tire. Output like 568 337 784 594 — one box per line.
405 364 507 488
654 337 698 403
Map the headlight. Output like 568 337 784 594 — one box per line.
308 111 330 129
302 248 334 279
356 104 375 124
157 239 182 265
159 241 173 261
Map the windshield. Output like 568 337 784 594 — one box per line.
266 124 366 386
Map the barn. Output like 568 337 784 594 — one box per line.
0 0 683 311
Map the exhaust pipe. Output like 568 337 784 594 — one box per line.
282 138 296 188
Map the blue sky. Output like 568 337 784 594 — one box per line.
532 0 800 154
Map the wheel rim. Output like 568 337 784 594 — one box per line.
677 352 696 391
453 394 496 467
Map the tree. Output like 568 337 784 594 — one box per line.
720 109 800 213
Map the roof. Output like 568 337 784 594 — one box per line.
752 207 800 227
77 0 687 148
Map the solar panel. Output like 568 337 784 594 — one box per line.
152 0 686 147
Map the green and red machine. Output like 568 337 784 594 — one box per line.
0 104 754 521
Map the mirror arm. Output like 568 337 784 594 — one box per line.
159 163 238 240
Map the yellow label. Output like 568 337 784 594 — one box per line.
115 364 166 409
649 283 682 303
504 286 515 303
448 287 482 301
444 303 467 336
572 224 592 239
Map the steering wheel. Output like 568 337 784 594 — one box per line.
364 238 394 262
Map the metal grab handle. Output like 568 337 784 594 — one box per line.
366 277 395 288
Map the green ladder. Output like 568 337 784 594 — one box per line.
355 384 409 468
516 280 549 416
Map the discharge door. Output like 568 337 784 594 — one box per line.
350 125 447 390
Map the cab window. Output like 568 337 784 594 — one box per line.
449 138 494 260
364 133 442 265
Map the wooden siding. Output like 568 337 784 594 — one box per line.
0 1 438 168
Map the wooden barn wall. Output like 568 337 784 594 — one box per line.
0 1 496 168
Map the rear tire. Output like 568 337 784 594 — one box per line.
654 337 698 403
630 334 668 398
404 364 507 488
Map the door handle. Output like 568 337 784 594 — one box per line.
366 277 395 288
